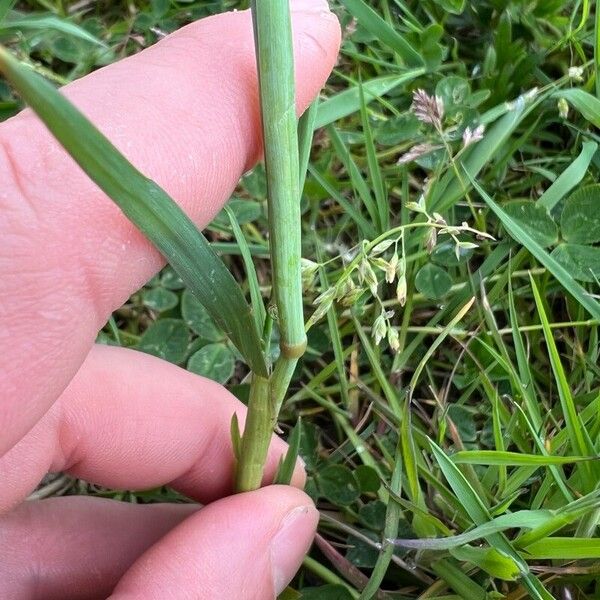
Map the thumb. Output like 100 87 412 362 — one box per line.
109 486 319 599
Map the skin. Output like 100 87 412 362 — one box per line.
0 2 341 598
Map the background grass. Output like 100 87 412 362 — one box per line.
3 0 600 598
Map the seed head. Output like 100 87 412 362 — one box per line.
372 312 387 345
411 89 444 127
397 142 441 165
462 124 485 148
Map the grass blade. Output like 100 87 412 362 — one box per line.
451 450 593 466
0 0 15 22
0 46 268 376
298 98 319 194
430 440 553 599
522 538 600 559
392 510 555 550
555 88 600 128
315 71 425 129
225 206 266 339
538 140 598 210
327 125 379 230
274 419 302 485
1 14 106 47
529 276 597 487
308 164 377 239
338 0 423 67
359 79 388 232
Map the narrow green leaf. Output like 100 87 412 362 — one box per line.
298 98 319 193
0 0 15 22
338 0 424 66
452 450 594 466
274 419 302 485
359 79 388 231
392 510 554 550
315 71 425 129
1 15 106 47
450 546 520 581
555 88 600 127
430 440 553 599
508 267 533 390
530 276 597 474
431 559 487 600
0 47 268 377
231 413 242 461
538 141 597 210
327 125 379 229
523 538 600 559
308 164 377 239
468 174 600 321
225 206 266 338
410 298 475 390
515 491 600 549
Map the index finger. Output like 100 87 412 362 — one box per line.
0 2 340 455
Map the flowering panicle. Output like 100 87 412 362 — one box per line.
411 89 444 128
397 142 442 165
462 124 485 148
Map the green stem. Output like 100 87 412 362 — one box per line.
235 0 307 492
271 356 299 416
235 375 273 492
302 556 361 599
359 434 403 599
252 0 307 360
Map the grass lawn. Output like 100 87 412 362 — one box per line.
3 1 600 598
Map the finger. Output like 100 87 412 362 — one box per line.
111 486 318 599
0 345 304 512
0 1 340 455
0 496 198 600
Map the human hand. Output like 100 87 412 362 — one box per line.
0 3 340 598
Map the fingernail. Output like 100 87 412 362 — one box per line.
270 505 318 595
291 0 331 13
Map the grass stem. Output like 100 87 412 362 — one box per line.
235 0 307 491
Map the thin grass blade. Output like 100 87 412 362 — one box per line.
0 0 14 22
555 88 600 128
359 79 388 232
225 206 266 340
392 510 554 551
298 98 319 193
0 47 268 376
538 140 597 210
429 440 554 599
1 14 106 47
274 419 302 485
315 71 425 129
451 450 593 466
338 0 424 67
522 538 600 559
